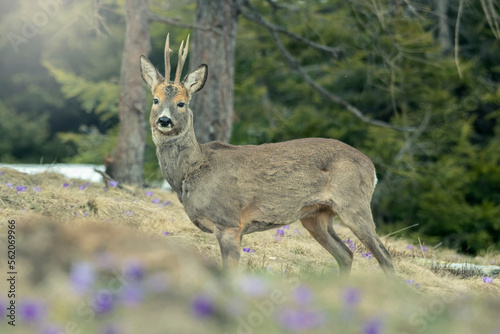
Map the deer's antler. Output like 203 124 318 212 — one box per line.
164 33 172 80
174 34 190 85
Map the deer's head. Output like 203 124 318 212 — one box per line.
140 34 207 142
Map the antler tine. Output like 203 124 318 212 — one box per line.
174 34 190 84
164 33 172 80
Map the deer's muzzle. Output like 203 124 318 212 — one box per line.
157 116 173 129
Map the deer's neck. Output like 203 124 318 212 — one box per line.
155 127 204 194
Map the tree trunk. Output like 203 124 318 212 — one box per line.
189 0 239 143
111 0 151 185
437 0 452 53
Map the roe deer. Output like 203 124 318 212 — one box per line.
140 34 395 276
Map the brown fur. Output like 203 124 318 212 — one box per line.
139 35 395 276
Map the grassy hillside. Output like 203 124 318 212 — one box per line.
0 168 498 334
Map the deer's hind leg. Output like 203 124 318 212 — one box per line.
300 212 353 274
336 204 395 276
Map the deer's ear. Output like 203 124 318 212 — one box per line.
140 56 163 91
183 64 207 96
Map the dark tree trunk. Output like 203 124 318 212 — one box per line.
111 0 151 185
189 0 239 143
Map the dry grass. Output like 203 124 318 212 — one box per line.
0 167 499 333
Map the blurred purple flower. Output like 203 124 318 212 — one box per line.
294 228 301 234
125 211 133 216
120 283 144 306
162 231 171 236
277 308 325 332
239 275 268 297
276 228 285 236
191 294 215 318
84 212 89 217
86 182 91 187
5 182 13 189
100 324 121 334
152 198 161 204
109 181 119 188
0 299 6 318
32 186 41 193
63 183 69 188
19 299 45 323
343 239 356 251
242 247 256 253
420 246 428 252
404 279 415 285
483 276 493 284
0 171 3 175
293 285 314 305
16 185 27 192
341 287 361 307
283 225 290 230
164 200 172 206
123 260 145 281
406 245 414 250
79 185 86 191
145 191 153 197
39 325 63 334
93 290 114 314
274 236 283 242
363 317 383 334
362 252 373 259
70 261 95 294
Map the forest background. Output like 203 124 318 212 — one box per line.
1 0 499 255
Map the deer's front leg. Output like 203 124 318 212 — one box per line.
215 226 242 269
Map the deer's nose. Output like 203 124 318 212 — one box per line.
157 116 173 128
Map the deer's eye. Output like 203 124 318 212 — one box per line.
177 102 185 108
153 98 159 105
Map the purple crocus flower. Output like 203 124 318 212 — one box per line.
404 279 415 285
341 287 361 307
16 185 27 192
164 201 172 206
406 244 414 250
283 225 290 230
70 261 95 294
63 183 69 188
145 191 153 197
79 185 86 191
125 211 133 216
93 290 114 314
191 294 215 318
162 231 171 236
152 198 161 204
5 182 13 189
483 276 493 284
123 260 145 281
293 284 314 305
277 308 325 332
294 228 301 234
420 246 428 252
276 228 285 236
32 186 41 193
363 317 383 334
343 239 356 251
19 299 45 323
242 247 256 253
0 171 3 175
109 181 119 188
362 252 373 259
120 283 144 306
